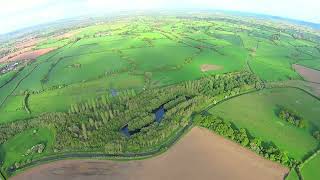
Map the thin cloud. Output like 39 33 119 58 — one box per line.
0 0 319 34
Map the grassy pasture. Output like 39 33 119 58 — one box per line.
0 71 17 87
0 15 320 179
297 46 320 58
250 41 301 81
301 153 320 180
297 59 320 70
0 15 317 124
123 45 198 71
45 52 128 86
0 72 144 123
30 73 144 115
286 169 299 180
0 95 28 123
250 58 301 81
154 47 247 85
0 127 55 171
209 88 320 160
71 37 148 51
36 38 70 49
213 33 242 46
13 61 54 93
12 47 72 93
0 63 39 104
0 16 318 120
199 37 232 47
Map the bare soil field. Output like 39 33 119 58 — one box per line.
11 127 288 180
0 48 55 63
293 64 320 83
0 47 33 62
15 38 41 50
200 64 223 72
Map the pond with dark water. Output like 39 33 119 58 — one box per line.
121 106 166 137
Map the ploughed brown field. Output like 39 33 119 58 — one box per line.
293 64 320 84
11 127 288 180
0 48 55 63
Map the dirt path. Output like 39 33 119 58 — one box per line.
293 64 320 84
11 127 288 180
200 64 223 72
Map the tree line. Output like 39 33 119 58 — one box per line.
0 71 261 174
196 114 298 167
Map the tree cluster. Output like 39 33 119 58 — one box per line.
278 107 306 128
0 71 261 174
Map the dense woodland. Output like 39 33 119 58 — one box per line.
313 130 320 140
0 71 261 173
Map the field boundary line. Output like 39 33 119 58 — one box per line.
0 46 67 108
8 85 316 178
9 114 196 177
0 66 25 90
265 84 320 102
9 87 259 177
292 64 320 85
0 170 6 180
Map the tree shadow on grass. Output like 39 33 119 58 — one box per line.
0 144 6 177
0 145 5 167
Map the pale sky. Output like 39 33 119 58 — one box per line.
0 0 319 34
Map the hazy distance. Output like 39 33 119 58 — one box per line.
0 0 319 34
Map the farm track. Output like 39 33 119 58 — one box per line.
245 57 254 74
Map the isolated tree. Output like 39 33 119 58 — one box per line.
81 123 88 140
313 130 320 140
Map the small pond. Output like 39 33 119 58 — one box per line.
120 106 166 137
110 89 118 97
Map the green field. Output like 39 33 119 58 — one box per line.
0 14 320 178
301 153 320 180
286 169 299 180
297 59 320 71
36 38 70 49
1 127 55 170
209 88 320 160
